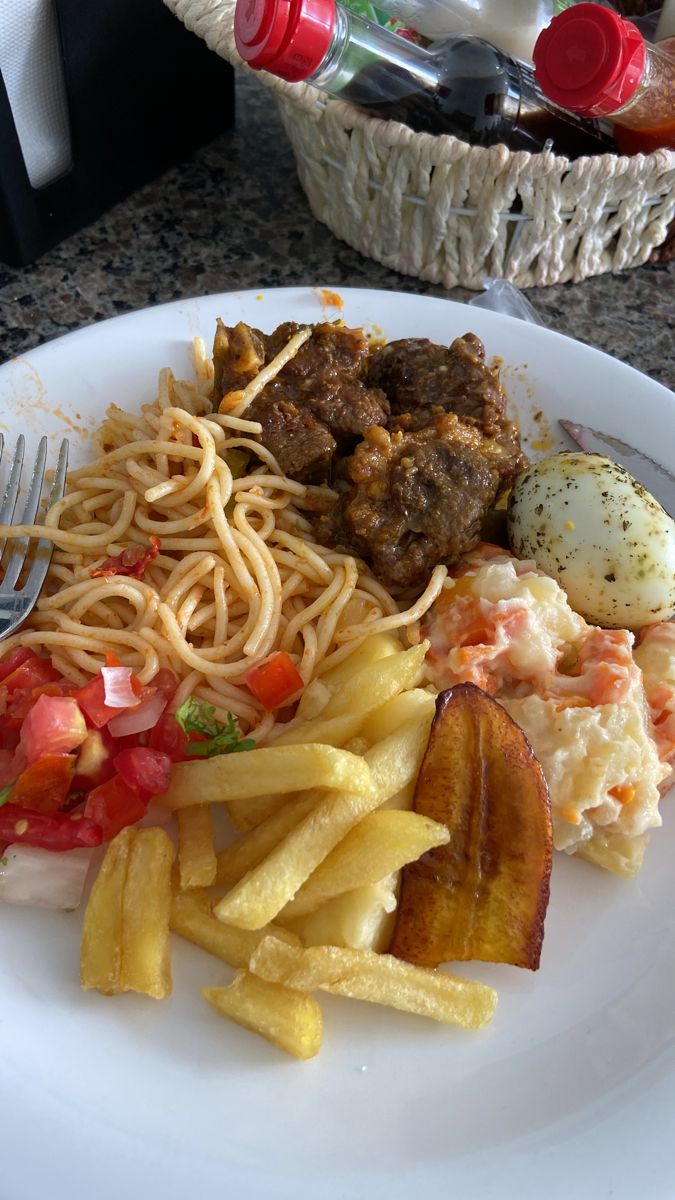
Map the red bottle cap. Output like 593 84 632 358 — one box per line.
533 3 646 118
235 0 336 83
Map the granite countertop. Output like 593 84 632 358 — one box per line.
0 74 673 389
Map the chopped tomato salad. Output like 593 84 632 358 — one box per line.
88 536 161 580
245 651 304 711
0 649 254 854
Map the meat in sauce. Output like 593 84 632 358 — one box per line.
366 333 526 480
212 321 389 483
211 320 526 588
320 417 504 588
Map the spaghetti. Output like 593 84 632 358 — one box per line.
0 334 446 742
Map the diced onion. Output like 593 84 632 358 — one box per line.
101 666 138 708
107 691 167 737
0 844 94 909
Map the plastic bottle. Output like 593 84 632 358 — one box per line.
533 3 675 153
234 0 617 156
346 0 557 63
656 0 675 42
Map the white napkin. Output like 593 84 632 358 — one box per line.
0 0 72 189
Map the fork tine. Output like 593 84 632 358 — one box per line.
1 437 48 591
22 438 70 605
47 438 69 508
0 437 25 547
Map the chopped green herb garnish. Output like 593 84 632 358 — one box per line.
0 784 12 808
175 698 255 758
0 856 7 867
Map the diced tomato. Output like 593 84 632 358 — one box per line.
148 712 190 761
2 680 76 729
20 694 88 764
84 775 148 840
8 754 75 814
1 689 29 729
113 747 172 797
110 731 146 752
0 726 20 751
152 669 179 702
73 674 122 728
244 651 304 711
0 647 38 683
88 536 160 581
0 745 26 789
73 726 117 791
2 656 60 695
0 802 102 850
0 747 17 789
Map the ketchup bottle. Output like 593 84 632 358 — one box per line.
234 0 617 157
533 3 675 155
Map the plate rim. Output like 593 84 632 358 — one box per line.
2 285 673 404
1 283 674 1200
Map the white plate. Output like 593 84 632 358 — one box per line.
1 287 674 1200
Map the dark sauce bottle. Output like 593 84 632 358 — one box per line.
235 0 617 157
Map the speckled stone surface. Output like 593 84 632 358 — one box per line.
0 75 673 389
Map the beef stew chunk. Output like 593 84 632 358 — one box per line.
212 321 389 483
367 332 526 479
211 319 527 583
212 320 266 400
321 417 503 589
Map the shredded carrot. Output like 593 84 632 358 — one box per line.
561 806 581 825
609 784 636 806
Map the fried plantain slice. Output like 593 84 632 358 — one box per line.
389 683 552 971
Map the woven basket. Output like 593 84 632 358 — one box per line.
166 0 675 289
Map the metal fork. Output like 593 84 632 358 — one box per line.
0 435 69 640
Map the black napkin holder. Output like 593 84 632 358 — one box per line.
0 0 234 267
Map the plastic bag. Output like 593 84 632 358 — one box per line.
467 278 546 326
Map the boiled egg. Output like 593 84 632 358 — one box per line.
507 451 675 629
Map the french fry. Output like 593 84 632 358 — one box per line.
178 805 217 889
170 889 300 969
293 677 332 723
327 642 427 718
323 959 496 1030
227 791 296 832
272 644 427 748
161 744 374 809
379 780 415 813
281 810 449 919
293 632 401 725
215 792 320 887
282 877 398 953
214 712 432 931
248 934 304 979
202 972 323 1060
119 828 175 999
249 937 497 1030
270 711 368 751
80 827 132 995
317 632 401 692
358 688 436 747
